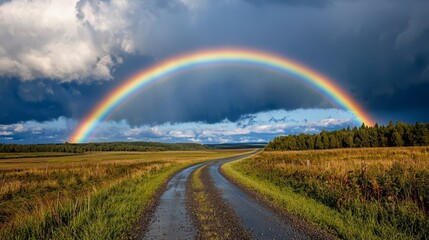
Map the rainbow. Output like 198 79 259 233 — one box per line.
70 48 374 143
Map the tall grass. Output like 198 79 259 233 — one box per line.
0 150 246 239
223 147 429 239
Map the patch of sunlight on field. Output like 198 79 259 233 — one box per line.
0 150 249 170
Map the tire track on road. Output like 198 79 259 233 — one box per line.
140 150 325 240
141 152 257 240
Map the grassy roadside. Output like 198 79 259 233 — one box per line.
0 150 246 239
222 147 429 239
3 164 181 239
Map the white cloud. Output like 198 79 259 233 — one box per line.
168 130 195 138
0 131 13 136
0 0 97 80
13 124 26 132
0 117 75 143
0 109 357 144
85 108 357 143
0 0 194 81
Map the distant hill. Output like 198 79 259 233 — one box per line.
0 141 209 153
206 142 267 149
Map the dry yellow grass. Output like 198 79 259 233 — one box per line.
0 150 247 239
225 146 429 239
264 146 429 175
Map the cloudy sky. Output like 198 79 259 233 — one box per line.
0 0 428 144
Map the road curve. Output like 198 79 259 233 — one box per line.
208 159 311 240
141 150 319 240
142 152 257 240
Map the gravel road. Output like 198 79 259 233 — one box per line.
139 150 331 240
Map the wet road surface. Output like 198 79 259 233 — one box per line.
142 153 256 240
142 150 316 239
208 159 310 240
142 162 205 240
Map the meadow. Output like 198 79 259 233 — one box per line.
0 150 246 239
223 146 429 239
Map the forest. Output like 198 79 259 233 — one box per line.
0 141 208 153
266 122 429 151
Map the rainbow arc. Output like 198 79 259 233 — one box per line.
70 48 374 143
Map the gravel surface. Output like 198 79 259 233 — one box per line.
129 154 253 239
132 151 333 240
187 163 252 239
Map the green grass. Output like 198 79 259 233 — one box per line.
190 165 218 238
3 165 179 239
222 147 429 239
189 164 241 239
0 150 247 239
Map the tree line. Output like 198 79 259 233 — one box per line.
265 121 429 151
0 141 209 153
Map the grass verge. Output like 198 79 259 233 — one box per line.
190 165 227 239
222 147 428 239
3 164 181 239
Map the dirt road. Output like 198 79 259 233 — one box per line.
139 150 329 239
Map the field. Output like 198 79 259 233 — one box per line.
223 146 429 239
0 150 247 239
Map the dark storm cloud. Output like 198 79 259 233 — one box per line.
0 54 156 124
109 67 329 126
1 0 429 128
0 79 68 124
135 0 429 124
368 69 429 112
